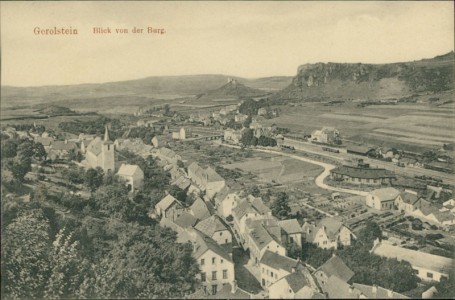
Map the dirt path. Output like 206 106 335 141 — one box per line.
218 142 368 196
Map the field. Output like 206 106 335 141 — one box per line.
261 92 454 152
223 153 323 184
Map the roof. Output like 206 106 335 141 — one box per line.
433 211 455 222
117 164 143 177
321 275 362 299
214 186 231 205
371 242 454 274
232 199 256 220
316 255 354 283
370 187 401 201
353 283 409 299
195 215 228 237
207 283 251 299
347 145 373 154
156 194 180 211
283 268 317 295
86 137 103 155
51 140 77 151
206 167 224 183
401 191 420 205
250 196 271 215
192 230 232 262
190 198 211 220
188 162 206 181
331 165 395 179
260 250 300 273
317 217 344 240
278 219 302 235
35 136 54 146
172 176 191 191
174 212 198 228
248 223 276 250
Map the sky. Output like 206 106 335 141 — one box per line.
1 1 453 87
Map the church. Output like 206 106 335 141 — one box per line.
85 126 115 172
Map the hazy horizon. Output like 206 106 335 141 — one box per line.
1 1 453 87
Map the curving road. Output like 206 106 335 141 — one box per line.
218 142 368 196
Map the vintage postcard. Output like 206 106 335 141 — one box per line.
1 1 454 299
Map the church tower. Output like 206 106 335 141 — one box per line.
101 126 115 172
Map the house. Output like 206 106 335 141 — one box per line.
235 113 248 123
245 218 286 265
84 127 115 172
395 190 422 213
35 136 54 149
320 275 363 299
192 230 235 296
190 197 211 221
158 147 181 165
259 250 302 289
172 176 191 191
302 218 356 250
155 194 185 221
314 255 354 287
353 283 409 299
330 160 396 185
214 187 240 218
48 140 78 161
366 187 401 211
187 281 251 299
371 240 454 282
268 267 322 299
206 167 226 198
116 164 144 191
381 148 401 160
224 129 242 144
257 107 268 116
311 127 340 144
399 157 418 167
195 216 232 245
174 212 198 229
188 162 208 190
278 219 303 248
347 144 375 156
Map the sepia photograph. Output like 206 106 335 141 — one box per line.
1 1 454 299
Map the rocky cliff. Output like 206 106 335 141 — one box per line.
272 51 454 101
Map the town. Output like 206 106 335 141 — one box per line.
1 89 454 299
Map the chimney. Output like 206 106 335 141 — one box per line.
372 285 378 294
387 289 394 298
231 280 237 294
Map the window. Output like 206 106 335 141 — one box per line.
201 259 205 265
262 268 265 274
427 272 433 279
212 285 217 295
201 272 206 282
212 271 217 280
223 270 228 279
290 237 294 243
271 271 274 278
220 232 222 236
212 257 216 264
221 259 223 263
225 239 228 244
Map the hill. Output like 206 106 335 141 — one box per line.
194 78 268 103
1 75 292 110
271 51 454 102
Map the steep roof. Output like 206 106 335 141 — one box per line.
195 215 228 237
284 271 311 294
156 194 180 211
250 196 271 215
317 217 344 240
214 186 231 205
232 199 256 220
172 176 191 191
260 250 300 273
117 164 143 177
316 255 354 283
371 242 454 274
331 165 395 179
249 223 275 250
370 187 401 201
192 230 232 262
35 136 54 146
206 283 251 299
86 137 103 155
353 283 409 299
190 197 211 220
188 162 206 180
51 140 77 151
278 219 302 235
174 212 198 228
401 191 420 205
321 275 362 299
206 167 224 183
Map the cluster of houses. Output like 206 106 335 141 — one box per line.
330 159 396 186
311 127 341 145
365 186 455 228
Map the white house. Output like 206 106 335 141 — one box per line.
84 127 115 172
268 268 322 299
302 217 356 250
366 187 401 211
278 219 303 248
195 215 232 246
314 255 354 287
116 164 144 191
155 194 185 221
371 240 454 282
259 250 302 289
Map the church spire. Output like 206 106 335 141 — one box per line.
104 125 111 142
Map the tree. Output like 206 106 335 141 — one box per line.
168 185 187 204
85 168 104 192
33 142 47 160
2 210 51 299
8 155 32 181
1 139 18 159
243 115 252 128
271 192 291 220
301 241 333 268
240 128 254 146
93 223 199 299
358 221 382 248
33 184 49 202
177 160 185 169
250 185 261 197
